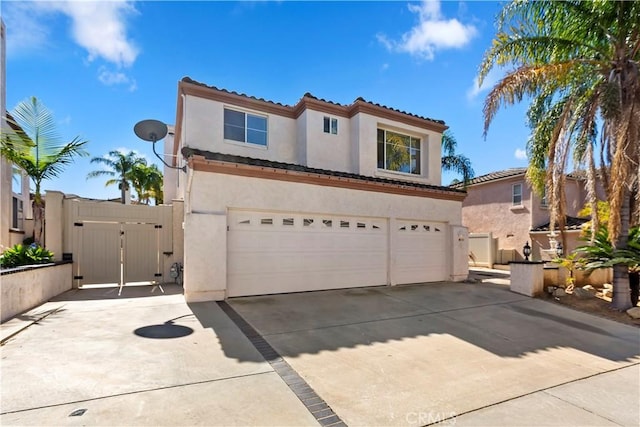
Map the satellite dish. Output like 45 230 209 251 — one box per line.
134 119 168 142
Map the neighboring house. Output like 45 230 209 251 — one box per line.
167 77 468 302
453 167 596 265
0 19 31 250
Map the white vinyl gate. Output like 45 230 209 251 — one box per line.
73 221 162 288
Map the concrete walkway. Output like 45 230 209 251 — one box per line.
1 281 639 426
0 285 317 426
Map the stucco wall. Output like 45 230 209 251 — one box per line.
462 175 532 257
1 263 72 323
303 109 352 172
184 95 298 164
179 94 443 187
183 170 466 302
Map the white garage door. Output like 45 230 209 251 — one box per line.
395 220 448 284
228 211 388 297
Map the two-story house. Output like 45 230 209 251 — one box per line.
167 77 468 302
454 168 596 265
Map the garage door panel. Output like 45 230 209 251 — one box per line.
396 221 448 284
228 211 388 297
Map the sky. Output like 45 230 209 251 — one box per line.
2 0 532 200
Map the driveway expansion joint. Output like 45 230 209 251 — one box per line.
218 301 347 427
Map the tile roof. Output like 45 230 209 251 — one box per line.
530 216 590 232
182 147 466 197
181 77 445 125
450 167 588 189
450 168 528 188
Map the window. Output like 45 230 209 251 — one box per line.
540 188 548 207
12 197 23 229
224 108 267 146
11 167 24 229
323 116 338 135
377 129 421 175
512 183 523 206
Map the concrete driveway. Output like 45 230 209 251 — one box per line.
229 281 640 426
1 281 639 426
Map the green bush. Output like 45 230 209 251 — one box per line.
0 244 54 268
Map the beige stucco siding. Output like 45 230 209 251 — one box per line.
183 170 465 302
183 95 298 164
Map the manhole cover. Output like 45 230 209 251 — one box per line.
134 323 193 339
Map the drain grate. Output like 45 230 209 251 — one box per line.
218 301 347 427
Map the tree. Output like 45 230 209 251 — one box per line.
87 150 146 204
1 97 89 245
441 130 474 184
130 162 163 205
479 0 640 310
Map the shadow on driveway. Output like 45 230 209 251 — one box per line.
215 281 640 363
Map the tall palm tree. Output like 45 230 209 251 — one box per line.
87 150 146 204
1 97 89 245
441 130 474 184
130 162 163 205
479 0 640 310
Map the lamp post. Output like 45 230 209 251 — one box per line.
555 242 563 258
134 119 186 172
523 241 532 261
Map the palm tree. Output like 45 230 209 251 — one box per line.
441 130 474 184
478 0 640 310
87 150 146 204
130 162 163 205
1 97 89 245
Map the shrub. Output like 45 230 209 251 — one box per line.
0 244 54 268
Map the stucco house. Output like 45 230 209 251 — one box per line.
454 167 597 265
167 77 469 302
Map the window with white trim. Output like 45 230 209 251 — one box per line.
540 188 548 207
323 116 338 135
377 129 421 175
223 108 267 146
512 183 523 206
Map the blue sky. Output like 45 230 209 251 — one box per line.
3 0 531 200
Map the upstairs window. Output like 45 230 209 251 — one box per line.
224 108 267 146
377 129 421 175
323 116 338 135
512 183 523 206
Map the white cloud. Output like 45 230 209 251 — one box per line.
3 2 52 55
3 0 139 85
514 148 527 160
49 0 139 67
98 67 138 91
378 0 477 60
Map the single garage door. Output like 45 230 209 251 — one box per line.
227 211 388 297
395 220 448 284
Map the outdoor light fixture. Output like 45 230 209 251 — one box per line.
555 242 563 258
523 241 532 261
134 119 186 172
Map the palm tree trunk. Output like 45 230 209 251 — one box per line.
32 190 44 246
612 190 632 310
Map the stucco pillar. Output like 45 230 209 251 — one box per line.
451 225 469 281
183 211 226 302
510 261 544 296
44 190 64 260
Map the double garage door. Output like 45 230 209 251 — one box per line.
227 210 447 297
